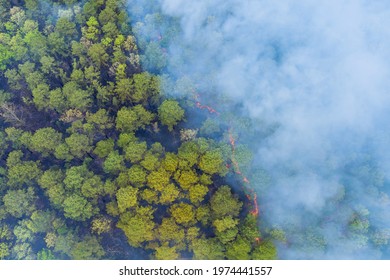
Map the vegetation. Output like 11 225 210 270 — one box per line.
0 0 276 260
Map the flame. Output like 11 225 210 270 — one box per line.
196 102 219 114
250 193 259 217
228 129 259 217
193 90 259 217
255 237 261 244
193 90 220 115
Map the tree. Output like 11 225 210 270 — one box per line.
116 105 154 132
199 149 225 175
32 83 50 110
175 170 198 190
251 239 277 260
117 210 155 247
26 210 54 233
63 194 95 221
157 218 185 245
170 203 195 226
70 235 105 260
240 214 261 242
140 152 160 171
147 168 170 191
225 235 251 260
115 78 132 103
7 161 41 188
131 72 160 103
124 141 147 163
64 165 90 191
191 238 225 260
93 139 114 158
210 186 242 219
56 17 77 41
65 133 92 158
160 183 180 205
116 186 138 213
83 16 100 41
24 30 47 59
3 188 36 218
62 81 92 111
162 152 178 173
91 217 111 235
117 132 137 149
158 100 184 131
81 176 104 199
177 141 199 168
154 244 179 260
0 243 10 259
103 151 124 174
85 109 113 133
128 165 147 187
37 249 55 260
29 128 63 156
141 41 167 73
0 41 14 71
88 43 109 67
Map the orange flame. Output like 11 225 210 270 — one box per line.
250 193 259 217
193 91 220 115
194 91 259 218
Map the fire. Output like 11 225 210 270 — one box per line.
229 129 259 217
192 90 220 115
250 193 259 217
196 102 219 114
193 90 259 218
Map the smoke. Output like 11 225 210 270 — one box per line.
127 0 390 259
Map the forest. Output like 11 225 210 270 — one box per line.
0 0 277 260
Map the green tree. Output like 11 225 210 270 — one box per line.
63 81 92 111
116 186 138 213
91 217 111 235
103 151 124 174
210 186 242 219
93 139 114 158
70 235 105 260
29 128 63 156
199 149 225 175
116 105 154 132
37 249 55 260
0 243 10 259
158 100 184 131
26 210 54 233
117 209 155 247
175 170 198 190
88 43 109 67
170 203 195 226
160 183 180 205
128 165 147 187
225 235 251 260
191 238 225 260
154 244 179 260
147 168 170 191
63 194 95 221
251 239 277 260
3 188 36 218
140 152 160 171
65 133 92 158
158 218 185 245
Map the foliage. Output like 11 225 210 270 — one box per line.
0 0 272 261
158 100 184 131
